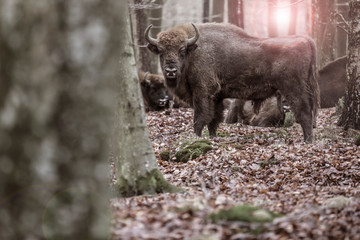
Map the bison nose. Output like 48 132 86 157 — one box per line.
158 98 168 107
165 67 177 78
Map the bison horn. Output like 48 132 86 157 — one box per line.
144 24 158 46
186 23 200 46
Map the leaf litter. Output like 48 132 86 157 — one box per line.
111 107 360 239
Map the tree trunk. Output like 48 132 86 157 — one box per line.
212 0 225 22
288 0 298 35
228 0 244 28
336 0 349 58
203 0 210 23
129 0 162 73
268 0 278 37
0 0 123 239
313 0 336 68
113 1 180 197
338 0 360 130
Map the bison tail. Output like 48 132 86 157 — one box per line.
306 38 320 121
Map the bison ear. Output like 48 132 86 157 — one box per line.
187 44 198 53
147 44 160 54
141 79 151 88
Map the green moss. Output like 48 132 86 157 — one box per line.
174 140 212 162
113 169 183 197
283 112 295 128
210 205 282 223
159 150 171 161
243 134 255 139
354 134 360 146
202 129 229 137
234 144 243 150
259 155 279 169
216 131 231 137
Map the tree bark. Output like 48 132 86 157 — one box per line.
338 0 360 130
113 1 180 197
0 0 123 239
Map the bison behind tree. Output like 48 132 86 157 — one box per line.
318 56 346 108
145 23 319 142
138 71 170 112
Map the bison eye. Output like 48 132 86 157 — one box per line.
179 47 186 56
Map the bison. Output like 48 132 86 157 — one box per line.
139 71 189 111
318 56 346 108
225 56 347 125
225 91 285 127
138 71 170 111
145 23 319 142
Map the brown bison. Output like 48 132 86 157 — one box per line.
318 56 346 108
225 56 347 125
145 23 319 142
139 71 189 111
225 91 285 127
138 71 170 111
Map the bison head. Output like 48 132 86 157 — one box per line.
140 72 170 111
144 23 200 88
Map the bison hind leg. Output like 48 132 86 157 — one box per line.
208 101 225 137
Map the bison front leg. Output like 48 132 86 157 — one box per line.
289 98 314 143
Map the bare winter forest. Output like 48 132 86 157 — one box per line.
1 0 360 240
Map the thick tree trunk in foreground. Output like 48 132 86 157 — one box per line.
0 0 122 239
113 2 180 197
338 0 360 129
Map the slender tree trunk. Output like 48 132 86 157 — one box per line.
129 0 162 73
114 1 180 197
0 0 123 239
149 0 164 43
288 0 298 35
203 0 210 23
313 0 336 67
228 0 244 28
338 0 360 130
239 0 245 28
212 0 225 22
268 0 278 37
336 0 349 58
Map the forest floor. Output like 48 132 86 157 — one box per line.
111 107 360 240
